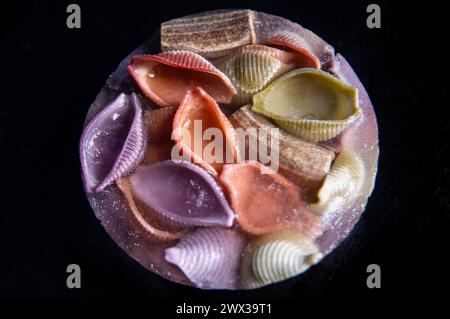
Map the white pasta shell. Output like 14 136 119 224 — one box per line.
311 150 365 214
240 230 322 289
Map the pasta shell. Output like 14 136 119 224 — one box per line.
161 9 257 58
116 178 187 241
311 150 365 214
240 230 322 289
141 142 174 166
141 107 177 165
230 105 335 200
217 45 303 106
128 160 235 227
172 87 239 176
80 93 146 193
145 106 177 143
219 161 322 237
165 227 246 289
128 50 236 107
252 68 361 142
263 31 320 68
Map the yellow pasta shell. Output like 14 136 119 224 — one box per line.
252 68 361 142
219 51 284 106
240 230 322 289
311 150 365 214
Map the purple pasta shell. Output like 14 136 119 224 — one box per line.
80 93 146 193
165 227 246 289
128 160 235 227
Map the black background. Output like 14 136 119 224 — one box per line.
1 0 449 303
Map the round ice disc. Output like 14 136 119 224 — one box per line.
80 10 378 290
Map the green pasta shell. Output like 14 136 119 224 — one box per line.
252 68 361 142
